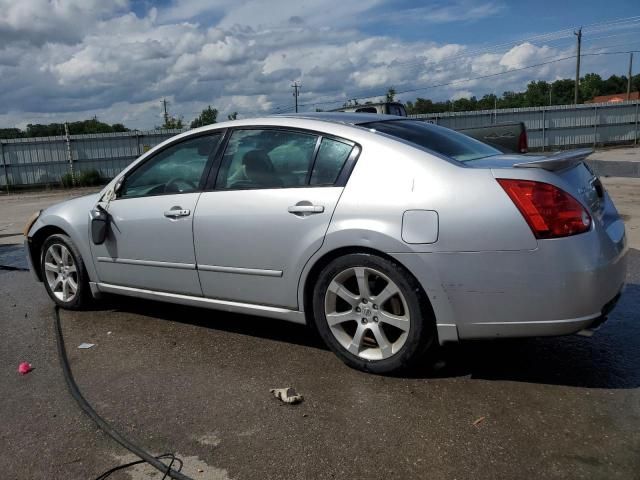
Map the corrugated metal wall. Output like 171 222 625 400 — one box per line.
2 104 639 187
410 100 640 151
0 129 184 188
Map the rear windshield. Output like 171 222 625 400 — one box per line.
363 120 501 162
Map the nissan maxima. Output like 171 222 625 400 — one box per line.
24 113 628 373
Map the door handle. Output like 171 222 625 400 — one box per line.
288 204 324 215
164 207 191 218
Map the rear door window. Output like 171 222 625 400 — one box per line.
215 129 318 189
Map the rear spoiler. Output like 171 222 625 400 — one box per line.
513 148 593 171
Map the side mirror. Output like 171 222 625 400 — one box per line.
91 206 110 245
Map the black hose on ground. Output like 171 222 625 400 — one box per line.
53 305 194 480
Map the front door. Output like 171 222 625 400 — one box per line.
194 128 357 309
91 133 222 295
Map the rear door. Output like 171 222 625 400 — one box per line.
193 128 358 309
91 133 223 295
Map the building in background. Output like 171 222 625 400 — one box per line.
589 92 639 103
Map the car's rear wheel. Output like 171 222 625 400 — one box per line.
312 253 435 374
41 234 91 309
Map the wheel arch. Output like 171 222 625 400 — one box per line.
29 225 69 282
29 212 96 283
300 246 436 327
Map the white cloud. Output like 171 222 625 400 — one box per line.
0 0 128 45
500 42 554 69
370 1 503 26
0 0 614 130
451 90 473 100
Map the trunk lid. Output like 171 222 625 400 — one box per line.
468 149 604 215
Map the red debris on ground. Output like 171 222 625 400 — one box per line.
18 362 33 375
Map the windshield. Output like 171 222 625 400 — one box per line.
364 120 501 162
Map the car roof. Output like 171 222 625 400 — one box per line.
273 112 407 126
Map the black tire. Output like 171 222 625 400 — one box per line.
312 253 435 374
41 234 92 310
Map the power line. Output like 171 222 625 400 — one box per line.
273 49 640 113
263 18 640 117
379 16 640 73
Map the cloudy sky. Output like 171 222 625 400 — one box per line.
1 0 639 129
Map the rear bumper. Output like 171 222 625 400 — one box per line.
393 221 628 342
454 289 624 339
575 291 621 336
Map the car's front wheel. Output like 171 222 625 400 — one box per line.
312 253 435 374
41 234 91 309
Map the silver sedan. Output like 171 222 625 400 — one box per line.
24 113 628 373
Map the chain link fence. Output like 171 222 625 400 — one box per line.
0 129 184 190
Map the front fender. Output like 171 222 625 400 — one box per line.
28 194 99 282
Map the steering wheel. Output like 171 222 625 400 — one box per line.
165 177 197 193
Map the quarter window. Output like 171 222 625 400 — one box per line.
310 138 353 185
215 129 318 190
121 134 221 198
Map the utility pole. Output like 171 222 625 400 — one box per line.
493 95 497 123
161 98 169 125
291 82 301 113
64 122 75 186
628 52 634 101
574 27 582 105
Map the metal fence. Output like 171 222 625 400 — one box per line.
0 129 184 188
410 100 640 152
3 102 639 188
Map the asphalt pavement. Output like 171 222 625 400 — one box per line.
2 176 640 479
1 248 639 479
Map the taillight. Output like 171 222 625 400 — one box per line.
518 130 528 153
497 179 591 239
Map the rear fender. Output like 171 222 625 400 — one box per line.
296 228 458 343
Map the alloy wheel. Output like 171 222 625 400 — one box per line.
324 266 411 361
44 243 78 302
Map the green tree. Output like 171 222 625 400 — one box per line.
550 79 575 105
525 80 551 107
160 116 184 129
406 97 446 114
477 93 498 110
632 73 640 93
0 128 23 139
385 87 396 103
190 106 218 128
602 75 627 94
22 120 129 137
453 96 478 112
227 112 238 121
500 91 526 108
580 73 603 101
